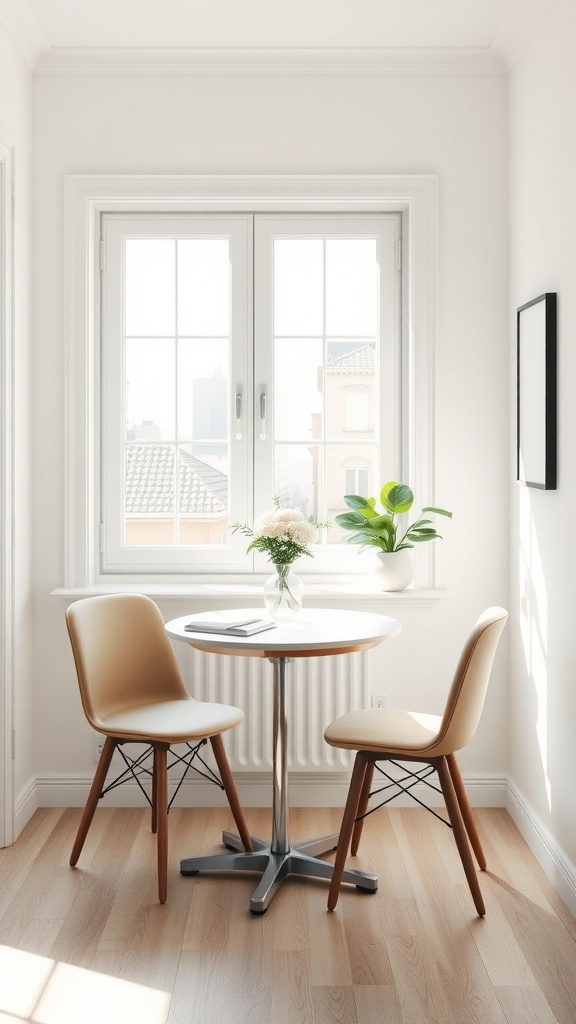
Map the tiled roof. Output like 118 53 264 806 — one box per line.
327 342 375 370
125 444 227 515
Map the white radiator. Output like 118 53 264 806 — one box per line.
188 648 369 772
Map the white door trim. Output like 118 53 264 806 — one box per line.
0 130 15 848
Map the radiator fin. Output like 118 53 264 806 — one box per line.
188 649 369 772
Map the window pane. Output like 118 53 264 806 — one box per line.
126 338 175 441
178 339 229 443
124 443 229 547
274 443 321 522
177 445 229 544
178 239 230 336
274 338 323 441
125 239 175 336
325 239 377 336
326 341 376 440
274 239 323 336
326 444 377 543
345 467 369 497
125 443 175 545
124 243 232 549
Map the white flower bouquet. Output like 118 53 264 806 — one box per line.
232 501 322 565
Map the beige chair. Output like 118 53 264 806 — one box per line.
324 607 508 915
66 593 252 903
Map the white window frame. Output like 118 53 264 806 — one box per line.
101 212 253 573
62 174 438 591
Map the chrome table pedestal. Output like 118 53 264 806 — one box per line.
180 656 378 914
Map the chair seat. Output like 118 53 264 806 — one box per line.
324 707 443 755
98 698 244 744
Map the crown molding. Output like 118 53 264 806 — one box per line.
0 0 47 69
34 46 506 77
492 0 555 70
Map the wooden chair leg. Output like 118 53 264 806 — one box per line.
328 753 370 912
151 746 158 835
446 752 486 870
436 756 485 916
154 744 168 904
351 761 374 856
210 734 253 853
70 735 116 866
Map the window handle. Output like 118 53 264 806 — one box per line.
235 389 242 440
259 388 267 440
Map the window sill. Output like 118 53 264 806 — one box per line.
51 582 449 610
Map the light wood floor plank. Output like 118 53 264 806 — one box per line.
379 897 459 1024
492 875 576 1024
271 949 315 1024
311 985 358 1024
308 886 354 987
353 809 413 900
459 873 537 987
342 895 394 985
0 809 65 914
353 984 402 1024
0 805 575 1024
496 984 560 1024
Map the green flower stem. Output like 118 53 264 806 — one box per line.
271 563 300 613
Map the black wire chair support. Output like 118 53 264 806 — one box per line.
355 759 452 829
98 738 225 813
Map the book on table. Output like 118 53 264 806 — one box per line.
184 613 277 636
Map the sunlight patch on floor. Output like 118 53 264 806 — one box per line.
0 946 171 1024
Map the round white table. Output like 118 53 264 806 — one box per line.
165 607 401 913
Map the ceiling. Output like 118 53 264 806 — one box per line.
0 0 555 70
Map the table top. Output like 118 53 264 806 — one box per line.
165 607 401 658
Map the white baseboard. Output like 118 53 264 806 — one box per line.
14 775 38 837
505 778 576 919
32 770 507 811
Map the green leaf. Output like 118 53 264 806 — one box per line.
421 506 452 518
380 482 414 514
335 511 366 530
367 514 394 529
344 494 372 510
360 537 392 550
346 532 376 546
409 533 442 543
357 507 379 520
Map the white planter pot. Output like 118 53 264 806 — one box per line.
374 550 413 592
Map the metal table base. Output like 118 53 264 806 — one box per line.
180 655 378 913
180 828 377 914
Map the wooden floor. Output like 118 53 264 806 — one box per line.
0 805 575 1024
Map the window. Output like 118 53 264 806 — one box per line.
63 175 437 589
345 467 369 498
101 212 401 574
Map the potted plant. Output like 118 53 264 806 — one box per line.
335 481 452 591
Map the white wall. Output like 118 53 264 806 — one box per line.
29 69 509 810
0 21 33 834
509 0 576 896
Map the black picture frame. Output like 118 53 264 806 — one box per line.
517 292 557 490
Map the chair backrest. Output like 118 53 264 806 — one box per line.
433 607 508 756
66 593 190 729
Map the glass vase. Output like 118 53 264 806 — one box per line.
263 563 304 619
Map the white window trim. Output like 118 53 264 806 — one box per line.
62 173 438 593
